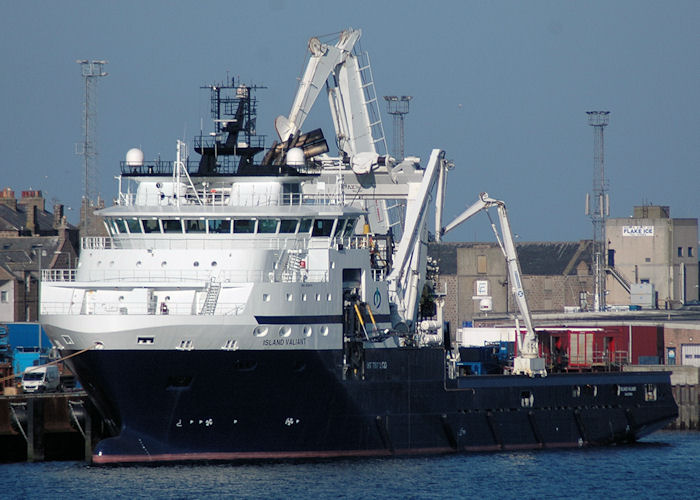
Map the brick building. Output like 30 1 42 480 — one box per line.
429 240 594 328
0 188 78 322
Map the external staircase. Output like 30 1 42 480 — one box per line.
200 277 221 315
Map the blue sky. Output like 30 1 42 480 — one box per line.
1 0 698 242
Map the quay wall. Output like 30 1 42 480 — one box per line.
0 392 105 462
625 365 700 430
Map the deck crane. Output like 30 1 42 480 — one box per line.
440 193 547 377
274 28 382 162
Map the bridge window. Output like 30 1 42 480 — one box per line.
258 218 279 234
299 218 313 234
126 218 142 234
184 219 206 233
141 218 160 234
233 219 254 234
209 219 231 234
279 219 298 233
162 219 183 233
312 219 334 237
113 218 128 234
343 218 357 237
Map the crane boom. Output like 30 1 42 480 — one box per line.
441 193 547 377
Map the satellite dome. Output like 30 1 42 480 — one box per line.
286 148 305 167
126 148 144 167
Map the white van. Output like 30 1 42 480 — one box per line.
21 365 60 393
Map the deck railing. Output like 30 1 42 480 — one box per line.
40 300 246 317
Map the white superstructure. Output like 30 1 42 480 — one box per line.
40 28 451 363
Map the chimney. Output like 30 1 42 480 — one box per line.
26 205 38 235
0 187 17 211
19 190 45 212
53 204 64 230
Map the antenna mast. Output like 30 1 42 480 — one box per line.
76 59 108 228
586 111 610 312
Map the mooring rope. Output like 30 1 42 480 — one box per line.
0 344 97 385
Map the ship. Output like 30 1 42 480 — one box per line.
40 29 678 464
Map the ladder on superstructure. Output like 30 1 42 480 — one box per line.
282 251 303 282
357 51 388 155
200 277 221 315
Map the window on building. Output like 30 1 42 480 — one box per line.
678 247 683 257
688 247 694 258
477 255 487 274
1 290 8 303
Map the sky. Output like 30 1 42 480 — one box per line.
1 0 698 243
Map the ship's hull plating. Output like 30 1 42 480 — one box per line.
65 347 678 464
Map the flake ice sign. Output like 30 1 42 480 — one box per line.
623 226 654 237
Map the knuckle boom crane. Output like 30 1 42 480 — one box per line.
440 192 547 377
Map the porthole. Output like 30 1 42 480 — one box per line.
263 293 271 302
161 261 167 268
135 261 142 268
211 261 218 267
193 261 200 267
316 293 321 302
303 326 312 337
286 293 293 302
253 326 268 337
320 326 329 336
279 326 292 338
327 293 332 301
301 293 307 301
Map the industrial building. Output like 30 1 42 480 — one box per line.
606 205 699 309
429 240 594 327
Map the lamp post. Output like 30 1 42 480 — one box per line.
31 244 44 341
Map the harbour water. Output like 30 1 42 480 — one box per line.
2 431 697 499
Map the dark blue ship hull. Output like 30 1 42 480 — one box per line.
67 347 678 464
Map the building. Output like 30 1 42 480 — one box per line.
0 188 78 322
429 240 594 328
606 205 699 309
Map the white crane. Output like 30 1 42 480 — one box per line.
440 193 547 377
274 28 382 159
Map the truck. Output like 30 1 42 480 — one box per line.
21 364 60 393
